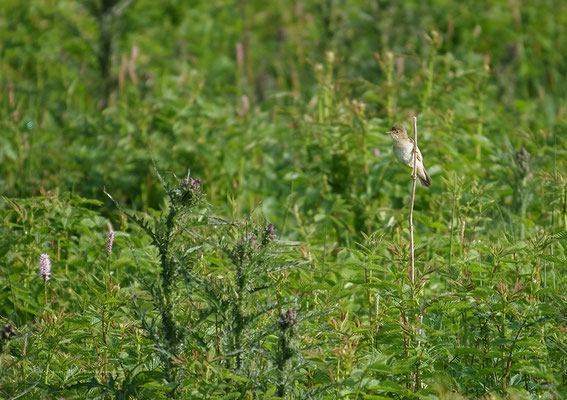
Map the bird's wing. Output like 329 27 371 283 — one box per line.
410 140 423 162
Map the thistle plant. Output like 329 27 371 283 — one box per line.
101 222 116 381
105 165 205 394
217 218 288 373
276 308 298 397
104 163 308 396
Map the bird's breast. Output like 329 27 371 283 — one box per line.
393 143 415 167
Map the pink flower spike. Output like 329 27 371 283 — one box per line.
39 253 51 282
107 229 115 257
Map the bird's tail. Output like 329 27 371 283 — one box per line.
418 168 432 187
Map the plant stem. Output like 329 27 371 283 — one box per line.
410 117 418 286
449 178 456 271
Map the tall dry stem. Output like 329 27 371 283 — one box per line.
409 117 418 285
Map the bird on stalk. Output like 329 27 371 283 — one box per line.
387 124 432 187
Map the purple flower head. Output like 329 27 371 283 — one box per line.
262 223 277 244
235 232 258 258
189 177 202 191
516 147 530 173
39 253 51 282
245 232 257 245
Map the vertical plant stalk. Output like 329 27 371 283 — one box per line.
409 117 418 285
39 253 51 307
385 52 394 117
375 51 394 117
276 309 297 397
159 206 180 383
97 1 116 107
365 267 372 323
315 63 325 123
102 224 114 380
409 117 420 392
421 31 441 111
106 226 116 280
502 320 526 389
448 182 456 271
233 257 245 370
38 253 52 384
324 51 334 121
239 0 253 89
90 0 136 107
475 89 484 162
563 183 567 229
44 282 48 309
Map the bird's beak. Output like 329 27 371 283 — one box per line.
386 130 393 135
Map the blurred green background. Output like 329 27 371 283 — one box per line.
2 0 565 227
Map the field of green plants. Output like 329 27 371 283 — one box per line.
1 0 567 398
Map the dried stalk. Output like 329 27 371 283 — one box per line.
409 117 418 285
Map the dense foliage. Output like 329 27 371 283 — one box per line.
1 0 566 398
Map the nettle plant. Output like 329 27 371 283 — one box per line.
105 164 306 397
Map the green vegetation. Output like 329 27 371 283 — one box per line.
1 0 567 398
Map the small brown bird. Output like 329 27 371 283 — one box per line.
387 124 432 187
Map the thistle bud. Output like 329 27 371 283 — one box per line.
2 324 16 341
278 309 297 330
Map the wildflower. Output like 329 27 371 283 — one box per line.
516 147 530 174
242 232 257 248
262 223 277 245
39 253 51 282
189 177 202 191
106 229 115 257
234 232 258 260
178 173 202 205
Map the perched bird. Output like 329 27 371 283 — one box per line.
387 124 432 187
